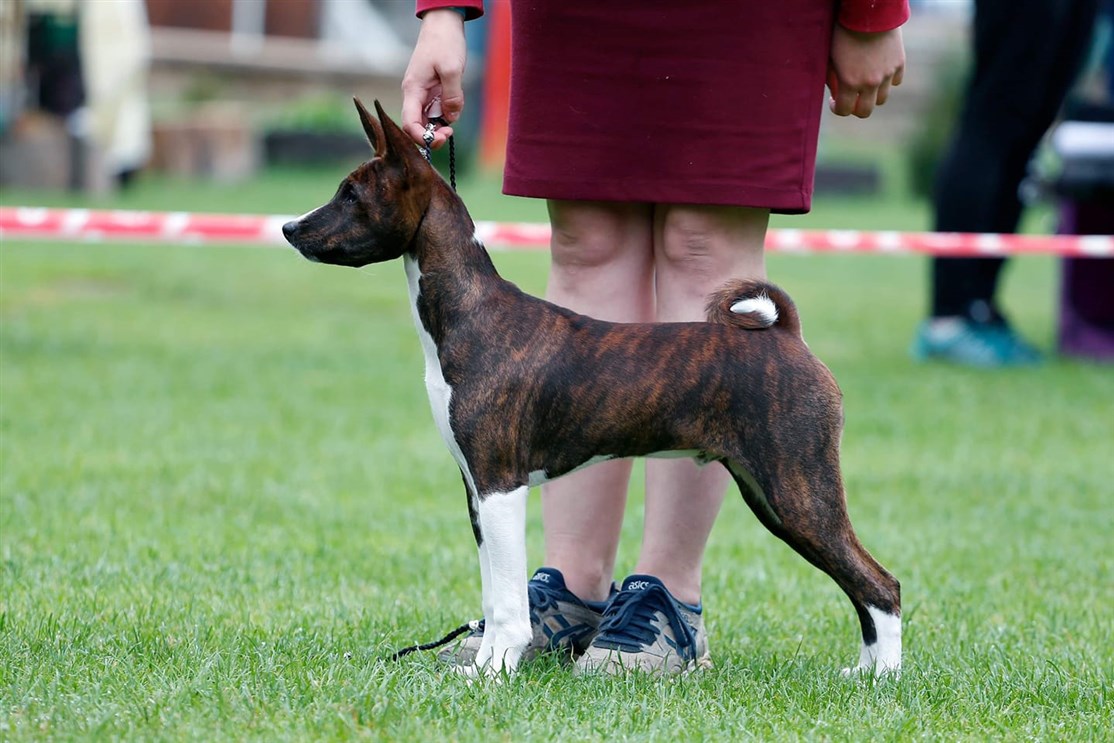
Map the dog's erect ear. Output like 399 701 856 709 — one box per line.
373 99 427 169
354 97 386 158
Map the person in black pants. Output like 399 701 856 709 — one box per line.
912 0 1099 366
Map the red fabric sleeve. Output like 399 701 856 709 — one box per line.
837 0 910 33
416 1 484 21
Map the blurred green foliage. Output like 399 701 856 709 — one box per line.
906 55 968 201
265 94 365 134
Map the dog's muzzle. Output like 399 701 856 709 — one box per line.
282 220 320 262
281 220 300 242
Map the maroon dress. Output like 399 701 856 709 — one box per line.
417 1 909 213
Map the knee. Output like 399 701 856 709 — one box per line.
656 206 768 281
657 210 722 280
548 200 650 273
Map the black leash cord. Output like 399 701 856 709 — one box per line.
446 133 457 191
389 620 475 661
421 117 457 192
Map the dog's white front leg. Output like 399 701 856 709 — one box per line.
475 534 494 664
472 486 531 676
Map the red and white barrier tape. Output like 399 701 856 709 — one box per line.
1 206 1111 257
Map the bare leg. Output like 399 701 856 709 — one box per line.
636 204 769 604
541 200 655 602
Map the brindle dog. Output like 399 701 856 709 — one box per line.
282 99 901 677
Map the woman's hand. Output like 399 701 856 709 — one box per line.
401 9 468 147
827 26 905 119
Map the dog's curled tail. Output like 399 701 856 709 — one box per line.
705 279 801 335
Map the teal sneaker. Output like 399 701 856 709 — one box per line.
438 567 609 667
911 317 1042 367
575 575 712 675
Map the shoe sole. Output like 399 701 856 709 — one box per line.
574 649 713 676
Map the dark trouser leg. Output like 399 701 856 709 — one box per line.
931 257 1007 319
929 0 1098 319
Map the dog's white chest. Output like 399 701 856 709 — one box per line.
404 256 476 493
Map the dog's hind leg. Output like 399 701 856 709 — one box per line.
726 459 902 676
471 484 532 676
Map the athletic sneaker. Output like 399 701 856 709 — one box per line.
575 574 712 675
437 567 608 667
911 317 1042 367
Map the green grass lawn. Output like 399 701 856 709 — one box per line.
2 171 1112 740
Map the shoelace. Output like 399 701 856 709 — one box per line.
595 584 696 653
391 575 599 659
463 576 574 636
527 576 571 621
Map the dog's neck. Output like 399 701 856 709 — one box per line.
411 179 499 284
405 177 504 344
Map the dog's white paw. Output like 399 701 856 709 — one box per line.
473 624 528 679
844 609 902 678
452 661 509 684
841 659 902 679
457 641 522 682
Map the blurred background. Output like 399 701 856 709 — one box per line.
4 7 1114 738
0 0 1111 359
0 1 1108 213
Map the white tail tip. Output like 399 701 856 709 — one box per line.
730 294 778 325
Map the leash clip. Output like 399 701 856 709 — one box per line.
419 96 457 191
421 123 437 162
420 97 447 162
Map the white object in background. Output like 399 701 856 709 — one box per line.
1051 121 1114 158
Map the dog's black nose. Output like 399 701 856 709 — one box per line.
282 220 298 241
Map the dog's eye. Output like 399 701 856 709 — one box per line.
340 183 359 205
